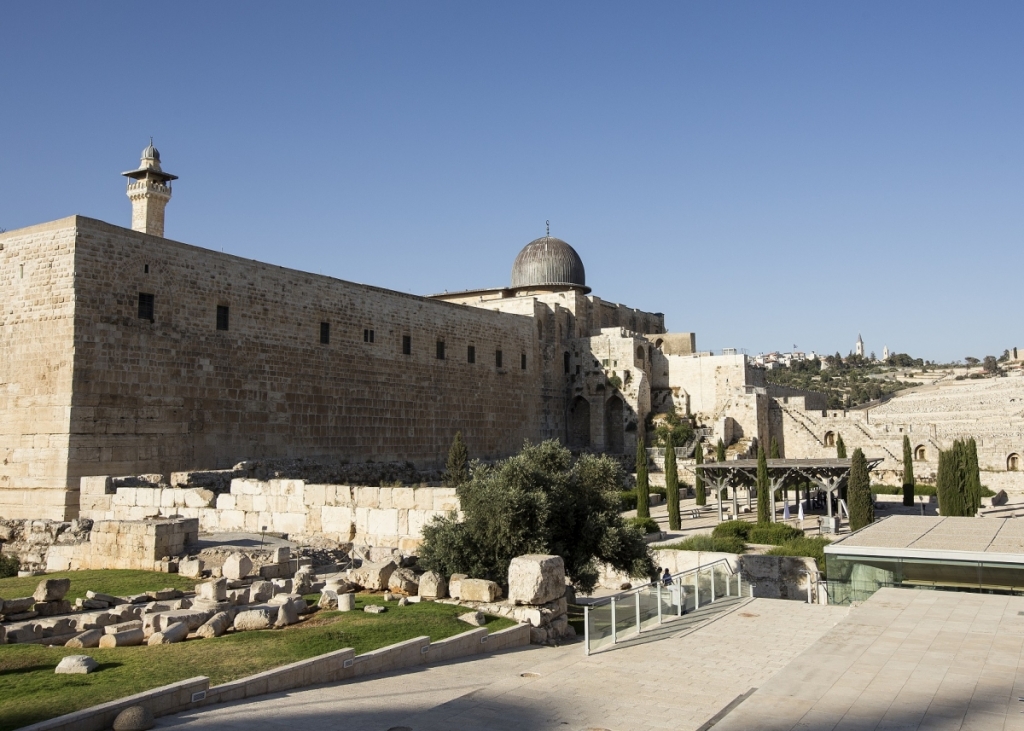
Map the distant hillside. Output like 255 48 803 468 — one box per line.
764 354 922 409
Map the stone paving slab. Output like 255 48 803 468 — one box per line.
156 599 847 731
714 588 1024 731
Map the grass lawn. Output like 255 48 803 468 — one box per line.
0 570 198 604
0 594 515 731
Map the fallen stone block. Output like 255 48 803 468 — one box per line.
64 628 104 648
196 577 227 602
34 600 72 616
148 620 190 645
191 598 232 614
448 574 467 599
196 611 232 639
87 591 121 605
272 546 290 563
325 578 359 594
397 597 409 606
388 568 419 595
79 598 109 610
7 625 43 643
55 655 99 674
318 590 339 610
223 553 253 580
105 620 144 635
272 578 293 594
179 557 204 579
339 593 356 612
153 609 214 633
418 571 448 599
227 588 250 605
99 627 145 647
233 607 276 631
383 592 399 602
350 560 397 591
34 578 71 602
0 625 5 645
275 601 299 627
249 580 275 602
112 704 155 731
459 611 486 626
3 596 36 614
7 610 38 621
126 594 149 604
363 604 387 614
146 589 179 601
508 554 566 605
992 489 1009 507
459 579 502 603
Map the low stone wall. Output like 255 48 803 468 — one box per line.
80 476 460 550
18 623 531 731
45 518 198 572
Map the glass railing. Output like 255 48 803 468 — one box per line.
583 559 754 655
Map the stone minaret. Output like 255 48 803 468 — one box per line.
122 141 177 237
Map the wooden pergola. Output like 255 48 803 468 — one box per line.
694 458 883 523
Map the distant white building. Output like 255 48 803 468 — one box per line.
855 334 864 358
883 345 890 361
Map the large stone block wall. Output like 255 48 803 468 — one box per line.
79 476 458 551
45 518 198 571
0 220 79 519
2 216 553 518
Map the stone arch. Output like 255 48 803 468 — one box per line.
824 431 835 447
915 444 927 461
636 346 645 363
655 338 664 348
568 397 591 450
604 395 625 454
1009 453 1020 471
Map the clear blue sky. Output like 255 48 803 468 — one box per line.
2 3 1021 362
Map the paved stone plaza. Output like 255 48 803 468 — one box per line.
716 589 1024 731
158 599 847 731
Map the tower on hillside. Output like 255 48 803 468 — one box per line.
855 334 864 358
883 345 889 361
122 141 177 237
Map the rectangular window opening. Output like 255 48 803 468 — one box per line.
216 305 229 331
363 329 375 343
320 322 330 344
495 349 503 368
467 345 475 364
436 341 445 360
402 335 411 355
144 264 149 274
521 353 527 370
138 292 154 322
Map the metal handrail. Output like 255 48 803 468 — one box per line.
583 558 754 655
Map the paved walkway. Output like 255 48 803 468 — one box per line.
715 588 1024 731
158 599 847 731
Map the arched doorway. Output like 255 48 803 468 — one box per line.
1009 454 1020 471
915 445 926 461
605 395 624 454
568 397 591 450
824 431 835 447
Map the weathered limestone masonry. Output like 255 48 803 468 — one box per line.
80 476 457 551
45 518 198 572
0 216 542 519
775 377 1024 492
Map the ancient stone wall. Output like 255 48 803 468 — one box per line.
0 220 79 519
79 475 458 552
45 517 198 572
0 216 554 519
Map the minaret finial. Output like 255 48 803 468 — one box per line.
545 220 550 237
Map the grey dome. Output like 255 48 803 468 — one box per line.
510 236 587 291
142 142 160 161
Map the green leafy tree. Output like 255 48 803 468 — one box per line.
716 439 726 462
665 439 680 531
902 435 914 506
756 443 770 524
694 442 706 506
635 433 650 519
654 412 694 449
443 431 469 487
848 448 873 530
836 434 847 459
420 440 655 593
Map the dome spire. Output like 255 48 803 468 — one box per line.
546 219 550 237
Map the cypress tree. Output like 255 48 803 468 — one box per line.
967 437 981 515
665 439 680 530
756 443 770 524
694 442 706 506
836 434 847 459
443 431 469 487
901 435 914 507
936 448 958 516
770 437 780 459
635 433 650 519
848 447 873 530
